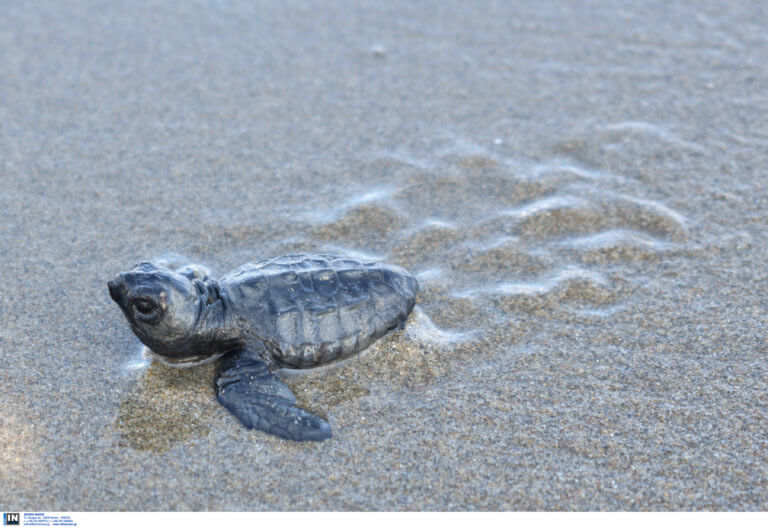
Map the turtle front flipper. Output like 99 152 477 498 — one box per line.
214 345 332 442
175 263 212 282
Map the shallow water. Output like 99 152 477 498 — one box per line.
1 0 767 511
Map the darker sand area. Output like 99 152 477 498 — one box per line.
0 0 766 510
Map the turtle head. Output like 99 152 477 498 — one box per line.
108 262 201 351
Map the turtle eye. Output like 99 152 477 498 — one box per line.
133 298 160 321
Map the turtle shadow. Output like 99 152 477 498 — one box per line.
114 354 372 449
115 359 219 451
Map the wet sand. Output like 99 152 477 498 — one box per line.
1 0 767 511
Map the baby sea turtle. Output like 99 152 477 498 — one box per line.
108 254 418 442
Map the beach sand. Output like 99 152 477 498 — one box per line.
0 0 766 510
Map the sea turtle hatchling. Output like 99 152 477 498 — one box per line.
108 254 418 441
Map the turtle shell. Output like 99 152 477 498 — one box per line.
220 254 418 367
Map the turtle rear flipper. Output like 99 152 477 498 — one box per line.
215 346 332 442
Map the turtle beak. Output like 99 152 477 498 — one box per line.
108 279 123 304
